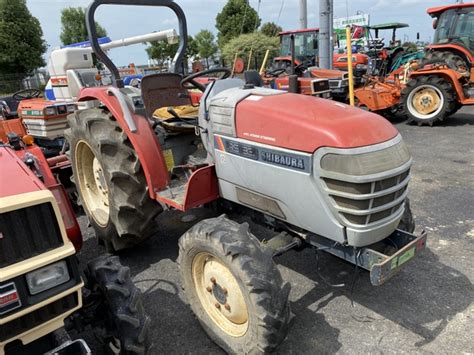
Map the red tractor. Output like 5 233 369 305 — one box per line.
270 28 366 100
65 0 427 353
1 122 149 354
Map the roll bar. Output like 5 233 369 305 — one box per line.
86 0 188 88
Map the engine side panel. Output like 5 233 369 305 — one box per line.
213 134 346 243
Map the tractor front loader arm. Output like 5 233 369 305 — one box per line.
77 87 170 198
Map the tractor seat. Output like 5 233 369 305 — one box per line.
141 72 198 133
244 70 264 87
152 104 198 133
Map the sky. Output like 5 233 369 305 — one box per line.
26 0 460 67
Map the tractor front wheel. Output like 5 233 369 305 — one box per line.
65 108 162 251
178 215 291 354
401 76 455 126
87 255 150 354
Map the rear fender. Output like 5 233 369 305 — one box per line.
77 87 169 197
409 69 467 101
426 44 473 64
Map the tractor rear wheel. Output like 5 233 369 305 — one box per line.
401 76 455 126
87 255 149 354
65 108 162 251
422 51 469 75
178 215 291 354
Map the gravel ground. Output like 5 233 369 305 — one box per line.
74 107 474 354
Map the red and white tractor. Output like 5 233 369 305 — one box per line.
64 0 427 353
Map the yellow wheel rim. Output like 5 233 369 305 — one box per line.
407 84 444 120
75 140 110 227
192 252 249 337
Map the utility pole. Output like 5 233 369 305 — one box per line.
319 0 333 69
299 0 308 29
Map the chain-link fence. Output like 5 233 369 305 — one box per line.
0 70 49 95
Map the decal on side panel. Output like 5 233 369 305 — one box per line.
214 135 311 173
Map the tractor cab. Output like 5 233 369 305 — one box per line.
428 3 474 69
278 28 319 66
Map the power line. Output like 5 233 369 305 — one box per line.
239 0 249 36
276 0 285 26
254 0 262 31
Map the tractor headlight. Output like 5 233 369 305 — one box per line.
26 261 70 295
321 140 411 176
67 105 76 113
44 107 56 116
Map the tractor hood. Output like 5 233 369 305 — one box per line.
235 92 398 153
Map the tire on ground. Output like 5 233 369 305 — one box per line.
87 255 150 354
401 75 456 126
398 198 415 233
65 108 162 250
178 215 291 354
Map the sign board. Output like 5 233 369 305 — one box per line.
334 14 370 49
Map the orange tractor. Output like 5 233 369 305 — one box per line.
355 3 474 125
266 28 368 100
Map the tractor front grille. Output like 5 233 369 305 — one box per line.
0 203 64 268
0 293 78 342
319 137 411 227
311 79 330 94
323 170 409 225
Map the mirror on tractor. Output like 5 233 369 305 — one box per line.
313 38 319 50
433 18 438 29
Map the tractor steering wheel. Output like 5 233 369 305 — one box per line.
266 68 287 77
180 68 231 92
294 60 312 74
12 88 41 101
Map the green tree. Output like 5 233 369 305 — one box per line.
216 0 261 49
402 41 419 52
60 7 107 46
260 22 283 37
0 0 46 78
146 36 197 68
222 32 279 71
194 30 218 68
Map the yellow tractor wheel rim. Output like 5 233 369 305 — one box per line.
407 84 444 120
192 252 249 337
75 140 110 227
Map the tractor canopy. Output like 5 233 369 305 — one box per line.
427 3 474 18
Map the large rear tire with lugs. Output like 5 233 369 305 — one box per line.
401 75 456 126
87 255 150 354
178 215 291 354
422 50 469 75
65 108 162 250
